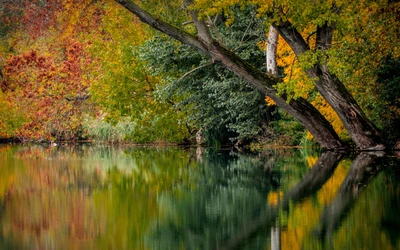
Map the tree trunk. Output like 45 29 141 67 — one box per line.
314 65 383 150
115 0 344 149
208 42 344 149
266 26 278 76
274 21 384 150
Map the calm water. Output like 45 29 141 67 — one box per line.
0 144 399 250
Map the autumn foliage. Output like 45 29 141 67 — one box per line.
0 0 99 141
0 0 190 143
1 0 399 146
1 42 93 141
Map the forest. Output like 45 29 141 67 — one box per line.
1 0 400 150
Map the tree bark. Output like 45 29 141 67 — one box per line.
266 26 278 76
273 21 384 150
208 42 344 149
115 0 344 149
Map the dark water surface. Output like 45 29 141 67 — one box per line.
0 144 399 250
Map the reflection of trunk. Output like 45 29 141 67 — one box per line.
218 151 344 250
284 151 344 205
0 198 5 222
271 227 280 250
314 153 382 243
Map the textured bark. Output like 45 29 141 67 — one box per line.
315 66 383 149
115 0 208 54
316 23 335 50
273 21 310 55
115 0 344 149
266 26 278 76
274 21 384 150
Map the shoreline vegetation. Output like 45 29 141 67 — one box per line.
1 136 399 154
1 1 399 152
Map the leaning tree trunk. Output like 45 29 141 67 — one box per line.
263 26 343 148
208 42 344 149
115 0 344 149
315 66 383 149
274 21 384 150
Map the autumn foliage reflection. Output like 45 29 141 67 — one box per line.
0 144 198 250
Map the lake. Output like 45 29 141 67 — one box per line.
0 144 399 249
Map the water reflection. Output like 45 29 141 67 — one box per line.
315 153 382 242
0 144 399 249
148 150 400 250
0 144 198 250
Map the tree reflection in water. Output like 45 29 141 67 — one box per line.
0 145 399 250
148 150 400 250
314 153 383 243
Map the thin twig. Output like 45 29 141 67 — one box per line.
306 31 317 47
177 62 214 82
182 20 194 26
233 14 255 52
207 15 225 44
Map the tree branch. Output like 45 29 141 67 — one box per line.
272 20 310 55
316 23 335 51
207 15 225 45
115 0 209 54
177 62 214 82
183 0 214 45
316 4 341 51
233 14 255 51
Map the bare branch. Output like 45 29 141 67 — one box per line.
206 15 225 45
183 0 214 45
177 62 214 82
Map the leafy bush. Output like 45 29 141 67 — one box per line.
82 115 133 143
